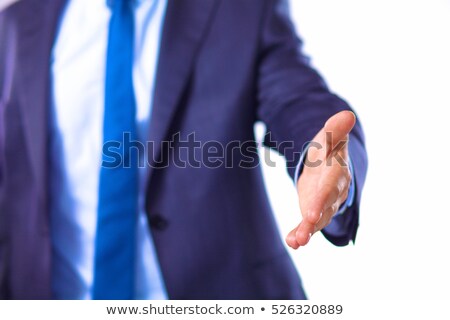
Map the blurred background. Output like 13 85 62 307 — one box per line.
258 0 450 299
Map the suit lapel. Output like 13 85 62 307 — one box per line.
147 0 219 173
16 0 67 197
15 0 219 193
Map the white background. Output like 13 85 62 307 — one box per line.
260 0 450 299
0 0 17 12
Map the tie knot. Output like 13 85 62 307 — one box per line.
107 0 135 10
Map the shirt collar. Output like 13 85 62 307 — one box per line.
107 0 146 9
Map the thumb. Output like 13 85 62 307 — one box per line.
309 110 356 161
323 110 356 149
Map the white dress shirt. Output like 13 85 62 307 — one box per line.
49 0 168 299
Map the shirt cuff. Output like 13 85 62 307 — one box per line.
294 144 355 215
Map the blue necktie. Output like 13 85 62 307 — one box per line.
93 0 137 299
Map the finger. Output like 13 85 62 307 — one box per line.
286 226 300 249
295 219 315 246
303 181 340 225
313 204 337 233
337 167 351 204
338 188 349 208
286 219 315 249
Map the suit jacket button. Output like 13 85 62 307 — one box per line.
149 215 168 231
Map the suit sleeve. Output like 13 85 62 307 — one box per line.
256 0 368 246
0 11 7 298
0 13 4 189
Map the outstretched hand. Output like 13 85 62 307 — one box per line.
286 111 356 249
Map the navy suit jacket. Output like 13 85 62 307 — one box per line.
0 0 368 299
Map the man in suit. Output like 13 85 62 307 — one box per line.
0 0 367 299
